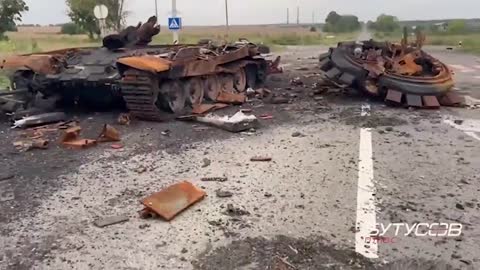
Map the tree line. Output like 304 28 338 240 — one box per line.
0 0 127 40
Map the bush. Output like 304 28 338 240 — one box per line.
61 23 84 35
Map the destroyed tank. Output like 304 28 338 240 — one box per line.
319 34 463 108
0 40 280 121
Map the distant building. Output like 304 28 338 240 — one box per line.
434 22 448 31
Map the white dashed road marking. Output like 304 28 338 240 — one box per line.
355 104 378 258
444 117 480 142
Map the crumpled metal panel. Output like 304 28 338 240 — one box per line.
117 56 171 73
0 55 63 74
141 181 206 221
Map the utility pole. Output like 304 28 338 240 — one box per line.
172 0 179 43
155 0 158 18
296 6 300 25
312 11 314 24
287 8 289 25
225 0 229 37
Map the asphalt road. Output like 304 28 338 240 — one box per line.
0 43 479 270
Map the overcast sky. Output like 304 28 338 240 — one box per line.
23 0 480 26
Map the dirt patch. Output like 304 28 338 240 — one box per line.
334 107 408 128
192 235 455 270
192 235 376 270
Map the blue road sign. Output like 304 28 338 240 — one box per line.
168 17 182 30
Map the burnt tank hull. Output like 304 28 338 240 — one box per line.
0 42 278 119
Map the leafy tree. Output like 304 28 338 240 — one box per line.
0 0 29 40
372 14 399 32
323 11 360 33
66 0 128 39
447 20 467 34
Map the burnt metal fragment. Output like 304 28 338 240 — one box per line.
319 36 462 109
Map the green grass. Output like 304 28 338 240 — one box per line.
373 31 480 54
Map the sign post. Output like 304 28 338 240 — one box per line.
170 0 180 43
93 5 108 38
93 5 109 38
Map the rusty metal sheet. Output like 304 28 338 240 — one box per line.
0 54 62 74
141 181 206 221
62 139 97 149
61 126 97 149
192 103 229 115
392 52 423 76
216 91 246 105
97 124 121 142
422 96 440 108
406 94 423 107
385 89 403 103
117 56 171 73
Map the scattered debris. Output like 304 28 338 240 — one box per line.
13 112 67 129
216 91 246 105
97 124 121 142
117 113 131 125
259 114 274 120
270 96 289 104
201 177 228 182
250 156 272 162
192 103 229 115
93 215 130 228
61 126 97 149
274 255 297 269
290 77 304 86
140 181 206 221
246 88 256 97
196 111 259 133
216 190 233 198
13 139 49 152
291 131 304 137
224 203 250 216
202 158 211 168
0 173 14 182
111 144 124 149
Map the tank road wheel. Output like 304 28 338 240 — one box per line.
157 80 187 114
233 68 247 92
185 77 205 105
204 75 221 101
220 74 235 93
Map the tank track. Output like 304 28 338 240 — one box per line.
120 69 167 121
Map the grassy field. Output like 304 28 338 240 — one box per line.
0 25 358 56
374 31 480 54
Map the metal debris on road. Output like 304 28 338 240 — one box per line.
250 156 272 162
117 113 131 125
191 103 229 115
140 181 206 221
196 111 259 133
259 114 274 120
216 190 233 198
97 124 121 142
215 91 247 105
13 139 49 152
12 112 67 129
201 177 228 182
61 126 97 149
93 215 130 228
